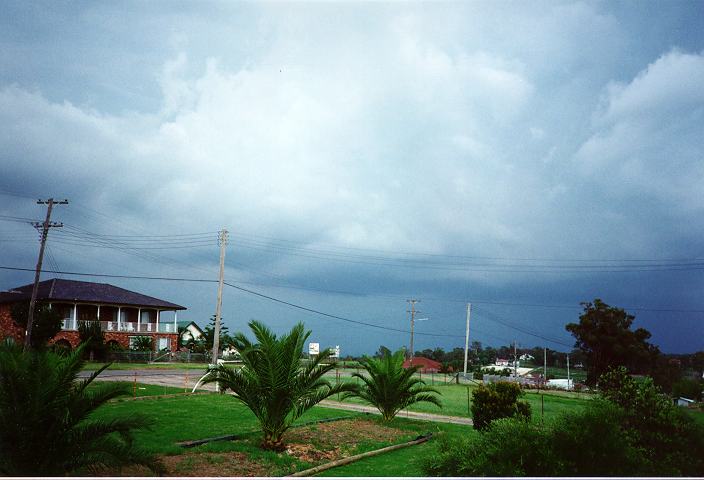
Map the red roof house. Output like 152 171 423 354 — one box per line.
402 356 443 373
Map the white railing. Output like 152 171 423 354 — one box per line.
60 320 177 334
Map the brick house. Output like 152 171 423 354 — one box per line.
0 278 186 351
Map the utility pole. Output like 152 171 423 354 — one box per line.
513 341 518 380
406 299 420 361
25 198 68 349
544 347 547 383
212 229 228 363
567 353 571 390
463 303 471 377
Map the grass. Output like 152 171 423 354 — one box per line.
90 381 194 398
91 391 478 476
84 361 209 371
334 383 593 422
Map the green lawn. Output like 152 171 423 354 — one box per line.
333 383 593 422
91 392 478 476
84 362 210 371
90 381 194 398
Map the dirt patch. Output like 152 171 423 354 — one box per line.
160 451 269 477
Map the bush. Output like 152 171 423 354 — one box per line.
672 378 703 402
471 381 531 430
423 400 642 477
599 367 704 476
423 418 554 476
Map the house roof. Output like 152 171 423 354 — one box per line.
177 320 204 334
403 356 442 370
0 278 186 310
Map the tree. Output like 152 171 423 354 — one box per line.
0 340 163 475
202 314 231 353
130 336 153 352
78 320 106 361
10 301 62 349
202 320 353 451
344 349 442 421
566 299 659 385
471 381 531 431
374 345 392 358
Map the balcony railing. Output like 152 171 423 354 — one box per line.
61 319 177 334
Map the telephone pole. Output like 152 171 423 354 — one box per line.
25 198 68 349
212 229 228 363
463 303 472 377
407 299 420 361
513 341 518 379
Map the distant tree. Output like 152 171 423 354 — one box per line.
10 302 62 349
374 345 392 358
202 315 232 353
566 299 659 385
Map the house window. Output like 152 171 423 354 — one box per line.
158 337 169 351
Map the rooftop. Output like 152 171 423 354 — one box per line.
0 278 186 310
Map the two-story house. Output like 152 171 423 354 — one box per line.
0 278 186 351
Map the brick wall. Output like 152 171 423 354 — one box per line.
1 303 179 352
0 303 25 344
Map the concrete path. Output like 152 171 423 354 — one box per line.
319 400 473 426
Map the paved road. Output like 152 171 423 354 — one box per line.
83 368 474 426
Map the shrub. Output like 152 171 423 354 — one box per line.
423 400 642 477
672 378 703 402
471 381 531 430
423 418 555 476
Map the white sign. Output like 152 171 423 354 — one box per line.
333 345 341 358
308 342 319 355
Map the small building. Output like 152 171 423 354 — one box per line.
675 397 695 408
403 356 443 373
0 278 186 351
519 353 534 361
495 358 510 367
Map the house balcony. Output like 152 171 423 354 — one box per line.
61 319 177 334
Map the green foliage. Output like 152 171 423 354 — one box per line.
672 378 703 401
202 314 231 353
0 339 163 476
130 335 153 352
598 367 704 476
344 349 442 421
78 320 106 360
471 381 531 430
423 400 641 476
566 299 659 385
10 301 62 349
201 320 354 450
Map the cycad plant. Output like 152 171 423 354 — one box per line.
344 349 442 421
202 320 353 450
0 339 163 476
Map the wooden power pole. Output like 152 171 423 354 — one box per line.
463 303 471 377
212 229 228 363
25 198 68 349
407 299 419 361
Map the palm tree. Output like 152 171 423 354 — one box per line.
0 339 164 476
344 349 442 421
202 320 353 451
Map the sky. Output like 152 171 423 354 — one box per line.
1 1 703 355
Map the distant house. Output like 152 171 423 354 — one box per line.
495 358 510 367
403 356 443 373
519 353 534 361
177 320 204 344
0 278 186 351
